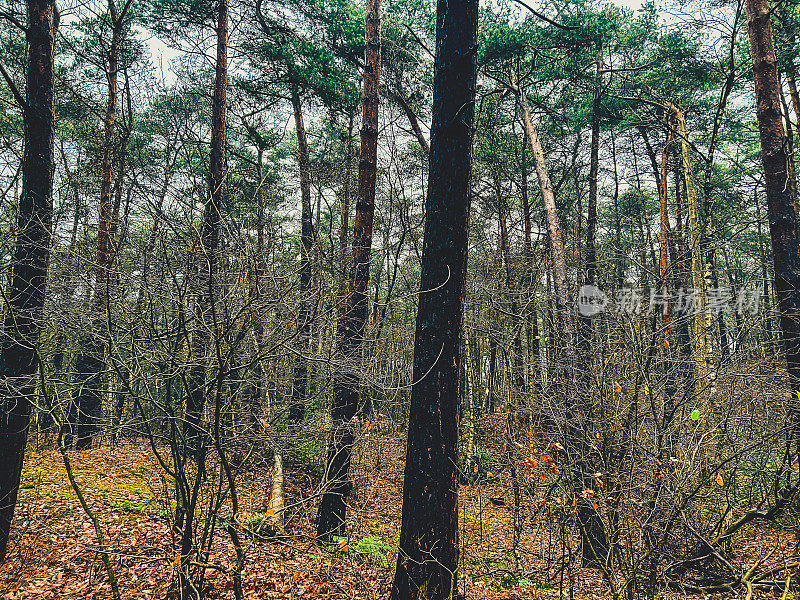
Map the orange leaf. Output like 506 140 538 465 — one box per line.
592 502 598 510
614 382 622 394
174 555 182 565
715 473 724 487
539 471 547 481
265 509 275 517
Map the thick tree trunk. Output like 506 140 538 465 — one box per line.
390 0 478 596
0 0 57 560
316 0 380 540
746 0 800 461
288 88 315 426
184 0 227 453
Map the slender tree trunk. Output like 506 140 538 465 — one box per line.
659 124 678 434
578 50 602 369
73 2 123 449
390 0 478 596
674 108 713 403
781 83 800 206
336 112 355 325
786 69 800 143
0 0 57 560
518 127 541 392
390 82 429 154
514 83 572 348
515 77 608 565
288 87 315 426
316 0 380 540
184 0 227 454
267 452 284 534
746 0 800 462
498 201 524 392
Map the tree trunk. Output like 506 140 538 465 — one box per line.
316 0 380 540
336 112 355 325
498 201 524 392
184 0 227 454
577 51 602 369
746 0 800 462
267 452 284 535
0 0 57 560
675 108 713 404
390 0 478 596
73 1 123 450
518 128 541 392
288 87 315 426
515 78 608 566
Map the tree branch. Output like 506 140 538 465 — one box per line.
510 0 578 31
0 12 27 33
0 62 28 114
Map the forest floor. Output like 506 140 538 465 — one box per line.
0 419 794 599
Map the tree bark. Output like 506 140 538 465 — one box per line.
746 0 800 461
288 87 315 426
73 0 125 450
390 0 478 596
316 0 380 540
675 107 713 403
577 51 602 367
184 0 227 453
0 0 57 560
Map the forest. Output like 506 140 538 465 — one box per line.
1 0 800 596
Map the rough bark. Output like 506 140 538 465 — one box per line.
746 0 800 460
316 0 380 540
390 0 478 596
0 0 57 560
